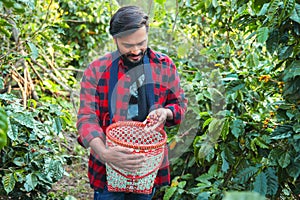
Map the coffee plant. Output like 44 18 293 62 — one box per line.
155 0 300 199
0 94 71 199
0 0 299 199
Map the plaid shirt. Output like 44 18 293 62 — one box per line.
77 48 187 191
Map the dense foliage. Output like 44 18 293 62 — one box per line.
161 0 300 199
0 0 299 199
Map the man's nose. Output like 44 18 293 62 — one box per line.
130 45 140 55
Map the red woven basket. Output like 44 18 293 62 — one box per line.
105 121 167 194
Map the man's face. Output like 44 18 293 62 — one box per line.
114 26 148 64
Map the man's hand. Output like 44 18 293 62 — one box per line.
103 146 145 172
144 108 173 132
89 137 145 173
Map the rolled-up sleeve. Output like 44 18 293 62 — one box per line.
164 61 187 126
76 65 106 148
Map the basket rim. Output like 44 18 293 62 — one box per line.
106 121 167 150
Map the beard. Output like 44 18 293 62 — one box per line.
121 50 146 68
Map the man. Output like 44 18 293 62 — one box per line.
76 5 187 200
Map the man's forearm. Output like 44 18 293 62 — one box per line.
89 137 107 163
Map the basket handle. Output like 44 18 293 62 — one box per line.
107 148 165 180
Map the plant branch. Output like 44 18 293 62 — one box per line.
0 46 17 60
31 0 53 37
168 0 179 48
63 19 89 23
31 59 79 97
11 71 26 107
56 68 84 72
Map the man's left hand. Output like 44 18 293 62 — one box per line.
144 108 173 131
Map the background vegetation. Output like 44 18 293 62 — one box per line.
0 0 299 199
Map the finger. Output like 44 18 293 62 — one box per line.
125 153 146 161
114 159 145 171
123 159 145 167
110 164 140 173
112 146 134 153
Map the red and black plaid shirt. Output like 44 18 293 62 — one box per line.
76 48 187 191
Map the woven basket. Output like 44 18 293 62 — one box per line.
105 121 167 194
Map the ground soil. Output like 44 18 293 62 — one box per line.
49 133 94 200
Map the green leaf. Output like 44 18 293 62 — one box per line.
282 60 300 81
203 118 213 129
233 166 259 184
11 112 35 129
195 173 213 184
208 118 226 143
2 173 15 194
7 122 18 141
283 78 300 100
271 125 293 140
230 119 245 138
0 18 12 27
208 87 225 105
253 137 269 150
27 42 39 60
53 117 62 135
268 148 283 165
163 186 177 200
24 173 38 192
221 119 229 140
0 107 8 149
284 0 296 16
250 138 258 153
44 158 64 181
258 3 269 16
221 151 229 172
0 77 4 89
278 152 291 168
212 0 218 8
197 141 214 160
155 0 166 6
246 53 259 68
268 0 280 17
181 173 193 180
13 157 25 167
177 43 191 58
287 160 300 180
257 27 269 44
178 181 186 188
13 2 25 13
293 124 300 133
266 29 279 53
64 196 77 200
266 168 278 195
278 45 293 60
224 191 265 200
0 26 11 37
290 3 300 23
226 80 245 94
1 0 14 8
253 172 267 196
0 94 17 101
196 192 210 200
18 0 36 9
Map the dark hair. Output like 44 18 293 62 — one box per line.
109 6 149 37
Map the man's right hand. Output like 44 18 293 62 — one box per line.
89 137 145 173
103 146 145 172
